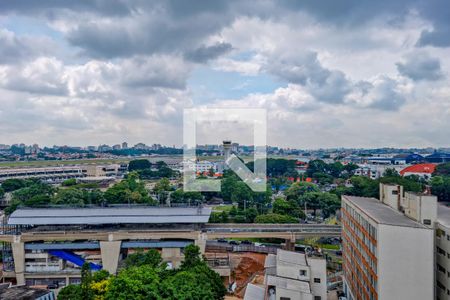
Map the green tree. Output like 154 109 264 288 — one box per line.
12 182 54 203
82 189 105 205
379 176 422 193
62 178 77 186
298 192 340 216
124 249 165 269
306 160 329 177
1 178 26 192
0 186 4 198
104 174 153 205
435 163 450 176
105 265 162 300
285 182 319 201
348 176 379 198
255 213 297 223
220 174 238 202
128 159 152 171
81 262 94 300
383 168 400 177
154 178 172 205
52 188 85 206
57 284 82 300
161 270 215 300
181 245 202 269
231 181 253 209
273 198 304 219
154 178 171 193
431 176 450 202
24 194 51 207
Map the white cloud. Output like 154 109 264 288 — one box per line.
0 1 450 147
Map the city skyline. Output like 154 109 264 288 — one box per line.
0 1 449 148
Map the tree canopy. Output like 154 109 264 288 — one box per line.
58 245 226 300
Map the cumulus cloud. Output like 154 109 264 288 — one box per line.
184 42 233 63
0 0 449 147
0 29 56 64
396 51 444 81
0 57 68 95
266 51 352 104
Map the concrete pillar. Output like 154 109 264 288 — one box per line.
284 234 296 251
162 248 183 269
100 241 122 274
11 238 25 285
195 233 207 254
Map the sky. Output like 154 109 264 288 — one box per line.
0 0 449 148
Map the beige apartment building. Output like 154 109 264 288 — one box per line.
341 184 435 300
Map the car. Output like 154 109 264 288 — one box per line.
217 238 227 243
47 283 59 289
241 240 252 245
228 240 240 245
336 250 342 256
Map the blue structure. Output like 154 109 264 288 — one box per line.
393 153 424 164
48 250 102 271
425 152 450 163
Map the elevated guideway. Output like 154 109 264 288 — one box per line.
204 223 341 239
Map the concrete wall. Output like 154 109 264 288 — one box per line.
275 288 313 300
11 240 25 285
308 258 327 300
100 241 122 274
377 224 434 300
403 192 437 226
380 183 403 211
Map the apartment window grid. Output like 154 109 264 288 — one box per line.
342 202 378 300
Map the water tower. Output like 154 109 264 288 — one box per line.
223 140 232 168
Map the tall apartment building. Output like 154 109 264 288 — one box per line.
435 203 450 299
341 184 435 300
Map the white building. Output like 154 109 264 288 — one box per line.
0 166 84 183
244 249 327 300
354 164 406 179
182 160 218 174
342 184 435 300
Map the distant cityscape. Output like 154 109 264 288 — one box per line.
1 141 450 162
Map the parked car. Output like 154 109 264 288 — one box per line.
241 240 252 245
229 240 240 245
217 238 227 243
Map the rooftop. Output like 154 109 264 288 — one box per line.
343 195 427 228
400 163 436 175
266 275 311 294
8 206 212 225
277 249 307 266
243 283 265 300
0 285 53 299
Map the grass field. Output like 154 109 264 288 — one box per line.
210 204 234 212
0 158 131 168
0 154 299 168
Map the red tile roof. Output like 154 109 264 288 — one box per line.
400 163 437 175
